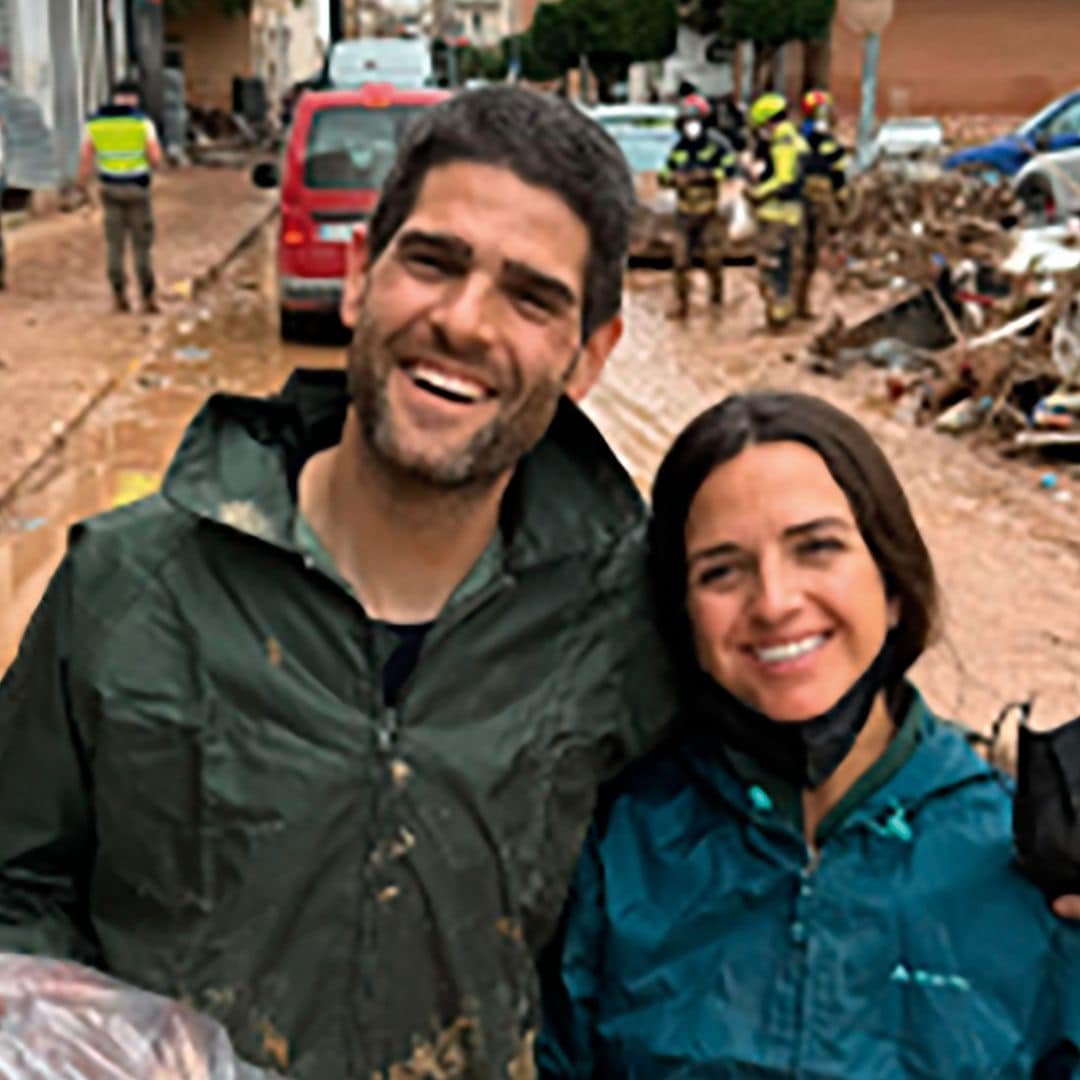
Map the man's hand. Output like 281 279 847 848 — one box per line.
1053 896 1080 920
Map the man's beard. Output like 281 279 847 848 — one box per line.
346 307 579 490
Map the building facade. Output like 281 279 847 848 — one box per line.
165 0 325 115
830 0 1080 118
0 0 116 188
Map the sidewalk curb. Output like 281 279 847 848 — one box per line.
0 205 277 517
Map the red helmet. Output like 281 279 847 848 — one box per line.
679 93 711 122
801 89 834 120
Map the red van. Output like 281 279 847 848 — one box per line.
255 83 450 339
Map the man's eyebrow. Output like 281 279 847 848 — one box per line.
396 229 472 261
502 260 579 309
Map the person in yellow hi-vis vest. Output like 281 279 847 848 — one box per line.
746 93 808 331
78 80 164 313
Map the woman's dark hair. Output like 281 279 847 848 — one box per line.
649 392 938 682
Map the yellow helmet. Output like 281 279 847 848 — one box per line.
749 92 787 129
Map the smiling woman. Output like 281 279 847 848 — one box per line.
537 392 1080 1079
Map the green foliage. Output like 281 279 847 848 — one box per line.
528 2 579 77
164 0 253 18
620 0 678 62
458 45 509 82
522 0 676 92
682 0 835 45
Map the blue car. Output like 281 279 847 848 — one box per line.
944 89 1080 180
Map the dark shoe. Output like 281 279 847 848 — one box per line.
113 291 131 313
142 295 160 315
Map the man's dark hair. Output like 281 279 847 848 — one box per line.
649 392 938 686
112 79 141 100
368 86 634 340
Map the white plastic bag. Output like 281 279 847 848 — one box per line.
0 954 280 1080
722 182 756 244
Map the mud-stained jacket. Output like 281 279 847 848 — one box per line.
538 691 1080 1078
0 369 675 1078
658 133 737 216
750 119 808 227
801 121 849 202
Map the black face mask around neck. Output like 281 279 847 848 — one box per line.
1014 710 1080 899
692 633 897 790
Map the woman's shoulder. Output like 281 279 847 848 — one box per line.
593 720 740 839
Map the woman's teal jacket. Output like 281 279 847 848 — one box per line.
539 693 1080 1078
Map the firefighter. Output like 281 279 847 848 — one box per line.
77 80 164 313
798 89 849 318
746 92 808 331
658 95 737 320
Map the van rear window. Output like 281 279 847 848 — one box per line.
304 105 428 190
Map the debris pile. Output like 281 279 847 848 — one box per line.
809 239 1080 465
836 166 1023 291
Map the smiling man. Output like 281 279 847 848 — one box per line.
0 88 675 1077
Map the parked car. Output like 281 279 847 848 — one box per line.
252 83 450 340
944 89 1080 181
867 117 944 169
1013 145 1080 225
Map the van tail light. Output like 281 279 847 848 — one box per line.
281 209 309 248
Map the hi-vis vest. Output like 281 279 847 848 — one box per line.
87 110 150 182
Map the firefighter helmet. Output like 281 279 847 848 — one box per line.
801 89 834 120
749 92 787 129
678 93 712 123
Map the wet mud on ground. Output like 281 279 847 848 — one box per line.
1 229 1076 734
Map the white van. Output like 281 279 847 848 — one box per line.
327 38 434 91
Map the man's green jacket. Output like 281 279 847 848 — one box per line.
0 369 675 1077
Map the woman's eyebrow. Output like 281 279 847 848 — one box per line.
782 517 853 539
687 541 741 567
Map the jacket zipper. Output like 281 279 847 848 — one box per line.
352 571 515 1073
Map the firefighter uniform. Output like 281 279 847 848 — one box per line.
659 131 737 318
748 100 808 331
86 104 158 310
798 94 849 318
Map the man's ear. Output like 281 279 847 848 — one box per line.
564 313 623 403
339 225 371 329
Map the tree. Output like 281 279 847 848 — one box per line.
527 2 579 80
164 0 306 18
165 0 252 16
524 0 677 100
681 0 835 96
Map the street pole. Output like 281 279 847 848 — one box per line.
855 31 880 170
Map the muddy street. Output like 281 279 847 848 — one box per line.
0 224 1076 732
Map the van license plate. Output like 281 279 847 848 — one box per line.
318 223 356 243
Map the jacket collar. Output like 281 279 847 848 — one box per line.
682 687 998 833
161 367 646 570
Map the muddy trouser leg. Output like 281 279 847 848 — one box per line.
130 187 156 300
797 202 820 317
672 215 692 315
757 219 797 329
102 188 128 298
703 213 725 306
